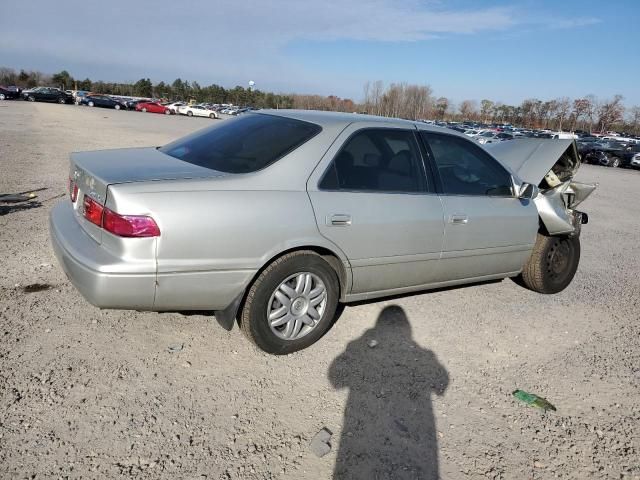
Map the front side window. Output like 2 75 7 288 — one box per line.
421 132 513 197
160 113 321 173
319 129 426 193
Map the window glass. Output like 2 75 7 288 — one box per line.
160 113 321 173
422 132 513 196
320 129 426 193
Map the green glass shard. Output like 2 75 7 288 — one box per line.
512 389 556 411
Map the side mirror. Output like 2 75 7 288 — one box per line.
518 182 539 200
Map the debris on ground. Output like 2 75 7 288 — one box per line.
0 193 37 203
22 283 53 293
367 339 379 348
512 389 557 411
309 427 332 458
167 343 184 353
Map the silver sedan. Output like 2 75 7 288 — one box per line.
50 110 596 354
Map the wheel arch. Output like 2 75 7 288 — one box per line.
214 244 351 331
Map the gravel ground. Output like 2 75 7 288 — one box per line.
0 101 638 480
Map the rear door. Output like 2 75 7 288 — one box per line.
420 131 537 280
307 123 445 295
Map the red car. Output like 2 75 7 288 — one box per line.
135 101 172 114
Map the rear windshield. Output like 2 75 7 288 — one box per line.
159 113 321 173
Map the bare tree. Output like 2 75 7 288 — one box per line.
480 99 494 123
458 100 477 121
571 98 591 131
435 97 450 120
554 97 571 131
597 95 625 133
371 81 384 116
628 106 640 135
584 94 598 133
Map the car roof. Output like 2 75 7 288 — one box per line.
256 109 464 137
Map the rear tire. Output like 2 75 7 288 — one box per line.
58 97 66 104
28 96 35 102
517 233 580 294
88 101 94 107
209 113 215 119
0 93 5 100
115 104 121 110
611 157 621 168
187 111 193 117
164 109 171 115
240 251 339 354
142 107 147 112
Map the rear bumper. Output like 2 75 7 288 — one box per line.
50 201 253 312
49 202 156 309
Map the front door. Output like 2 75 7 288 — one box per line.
308 124 445 295
420 131 538 280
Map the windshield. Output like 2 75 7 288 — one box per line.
159 113 321 173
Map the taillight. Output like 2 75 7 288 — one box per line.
82 194 160 237
68 177 78 202
83 195 103 226
103 208 160 237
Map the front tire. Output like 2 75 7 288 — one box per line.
164 109 171 115
517 233 580 294
240 251 339 354
88 101 94 107
210 113 215 119
187 111 193 117
142 107 147 112
58 98 66 104
610 157 621 168
115 104 121 110
28 96 35 102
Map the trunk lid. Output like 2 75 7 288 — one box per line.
69 147 227 243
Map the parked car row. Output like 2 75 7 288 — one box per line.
430 120 640 170
0 85 257 120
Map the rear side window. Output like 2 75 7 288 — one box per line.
160 114 321 173
421 132 513 197
320 129 426 193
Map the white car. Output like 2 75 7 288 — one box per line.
166 102 187 114
178 105 219 119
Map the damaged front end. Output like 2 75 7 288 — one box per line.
486 139 597 236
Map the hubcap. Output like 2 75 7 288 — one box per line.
267 272 327 341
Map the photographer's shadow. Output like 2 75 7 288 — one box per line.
329 305 449 480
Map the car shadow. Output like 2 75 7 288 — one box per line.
328 305 449 480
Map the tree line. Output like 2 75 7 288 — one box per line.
0 67 356 112
363 81 638 134
1 67 638 134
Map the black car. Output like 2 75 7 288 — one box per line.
80 94 126 109
619 144 640 168
583 147 626 168
22 87 73 104
0 86 20 100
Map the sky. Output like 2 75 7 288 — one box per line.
1 0 639 106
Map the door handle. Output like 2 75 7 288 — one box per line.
449 214 469 225
328 214 352 226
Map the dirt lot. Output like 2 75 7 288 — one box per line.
1 101 638 479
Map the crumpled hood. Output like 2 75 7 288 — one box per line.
484 138 578 184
